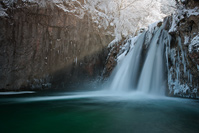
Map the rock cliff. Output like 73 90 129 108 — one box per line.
166 0 199 98
0 0 113 91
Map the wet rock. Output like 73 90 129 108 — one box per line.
102 39 125 78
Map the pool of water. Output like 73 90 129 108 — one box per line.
0 90 199 133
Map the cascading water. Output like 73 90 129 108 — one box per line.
109 23 170 95
109 32 146 91
137 28 167 95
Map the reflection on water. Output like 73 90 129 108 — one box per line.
0 90 199 133
0 91 35 95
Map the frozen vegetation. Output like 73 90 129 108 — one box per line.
0 0 176 40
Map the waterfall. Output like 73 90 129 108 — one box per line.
108 24 170 95
137 28 167 95
109 32 146 91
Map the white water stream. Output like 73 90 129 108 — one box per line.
109 25 169 95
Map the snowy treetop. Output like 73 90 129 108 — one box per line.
1 0 176 40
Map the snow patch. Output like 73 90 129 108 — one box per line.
186 7 199 17
108 39 119 48
169 10 184 33
116 34 140 63
0 4 8 17
184 35 189 45
0 11 8 17
169 6 199 34
117 51 127 63
148 21 162 33
189 34 199 53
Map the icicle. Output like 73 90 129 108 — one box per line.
178 37 187 75
190 74 192 84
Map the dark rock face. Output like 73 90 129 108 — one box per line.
102 39 125 78
0 1 113 91
186 0 199 8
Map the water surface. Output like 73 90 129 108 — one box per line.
0 91 199 133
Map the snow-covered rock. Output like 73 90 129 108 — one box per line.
189 34 199 53
166 0 199 98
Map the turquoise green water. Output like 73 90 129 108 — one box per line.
0 91 199 133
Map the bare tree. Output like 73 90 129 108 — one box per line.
84 0 167 40
46 0 176 40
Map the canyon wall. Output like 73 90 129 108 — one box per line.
0 0 113 91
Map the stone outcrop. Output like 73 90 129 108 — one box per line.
165 0 199 98
102 39 125 78
0 1 113 91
